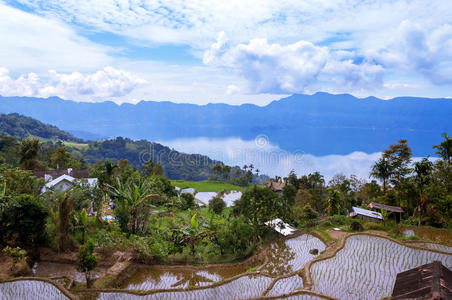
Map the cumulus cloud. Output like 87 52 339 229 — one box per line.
0 3 111 72
0 67 146 100
371 21 452 84
204 33 384 94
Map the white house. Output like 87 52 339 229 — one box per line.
41 174 98 194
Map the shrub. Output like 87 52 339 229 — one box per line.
180 193 196 210
2 246 27 267
209 197 226 214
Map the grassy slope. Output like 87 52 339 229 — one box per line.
170 180 248 192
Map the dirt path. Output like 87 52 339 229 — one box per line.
327 230 346 239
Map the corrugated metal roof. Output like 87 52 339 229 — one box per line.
352 206 383 219
265 218 298 236
370 202 404 213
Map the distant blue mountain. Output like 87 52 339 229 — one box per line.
0 92 450 156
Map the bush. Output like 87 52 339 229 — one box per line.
2 246 27 266
209 197 226 214
0 194 48 249
180 193 196 210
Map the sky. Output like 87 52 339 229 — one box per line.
1 0 452 105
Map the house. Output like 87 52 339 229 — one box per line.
369 202 404 222
265 218 298 236
348 206 383 222
265 180 286 195
36 168 98 194
392 261 452 299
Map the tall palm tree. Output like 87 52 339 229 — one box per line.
414 158 433 226
370 157 392 195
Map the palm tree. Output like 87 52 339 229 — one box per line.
414 158 433 226
370 157 392 195
19 138 41 170
433 133 452 166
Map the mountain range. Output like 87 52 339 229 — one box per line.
0 92 450 156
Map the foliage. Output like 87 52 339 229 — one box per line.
0 194 48 250
0 113 82 142
171 180 247 192
180 193 196 210
19 138 42 170
211 216 253 255
233 186 281 237
2 246 27 266
108 177 157 234
209 196 226 214
0 165 44 196
76 239 97 288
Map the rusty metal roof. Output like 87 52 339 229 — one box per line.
370 202 404 213
392 261 452 299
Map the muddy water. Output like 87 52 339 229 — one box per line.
121 234 325 291
0 280 69 300
403 226 452 243
120 264 250 290
33 262 107 282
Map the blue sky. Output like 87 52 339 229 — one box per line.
1 0 452 105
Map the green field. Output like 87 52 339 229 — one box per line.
170 180 249 192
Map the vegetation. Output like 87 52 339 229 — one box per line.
76 239 98 288
171 180 249 192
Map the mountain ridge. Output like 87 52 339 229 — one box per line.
0 93 450 156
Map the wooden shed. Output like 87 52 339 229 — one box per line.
392 261 452 299
369 202 404 223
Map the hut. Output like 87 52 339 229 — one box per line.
348 206 382 222
369 202 404 222
392 261 452 299
265 180 286 195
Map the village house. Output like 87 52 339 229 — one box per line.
369 202 404 223
265 180 286 195
33 168 98 194
348 206 383 222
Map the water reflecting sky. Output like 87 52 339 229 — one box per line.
158 136 385 181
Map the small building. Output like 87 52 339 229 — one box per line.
33 168 90 182
265 218 298 236
369 202 404 223
265 180 286 195
392 261 452 299
348 206 382 222
40 173 98 193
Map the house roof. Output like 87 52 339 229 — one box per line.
351 206 383 220
392 261 452 299
41 174 98 193
265 180 286 191
265 218 298 236
369 202 404 213
33 169 90 179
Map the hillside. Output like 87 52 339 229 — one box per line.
0 93 450 156
0 113 82 142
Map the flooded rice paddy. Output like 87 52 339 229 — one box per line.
0 280 69 300
2 232 451 299
32 262 107 282
310 235 452 300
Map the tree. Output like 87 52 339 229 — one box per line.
327 189 341 215
76 239 97 288
143 159 164 177
433 133 452 166
180 193 196 210
172 214 209 255
209 197 226 214
108 177 157 234
0 194 48 252
50 146 71 169
413 158 433 226
0 166 44 196
383 139 412 188
233 186 280 238
19 138 41 170
370 158 392 195
58 194 73 252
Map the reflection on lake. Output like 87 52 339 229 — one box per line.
158 136 381 180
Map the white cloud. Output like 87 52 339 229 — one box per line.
0 3 111 72
370 21 452 85
203 34 384 94
0 67 146 100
